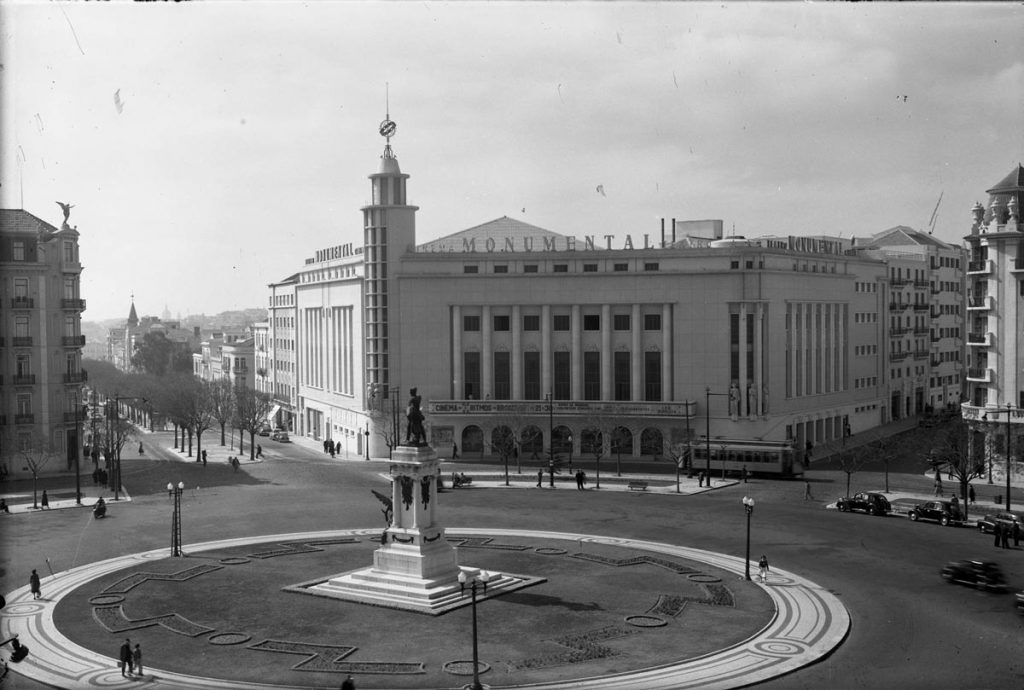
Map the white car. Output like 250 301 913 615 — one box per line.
270 430 290 442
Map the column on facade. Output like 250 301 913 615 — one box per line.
738 303 748 416
512 305 523 399
452 305 462 399
754 303 764 415
661 303 672 402
830 304 839 393
571 305 582 400
631 303 642 401
809 303 818 395
600 303 612 400
541 304 552 396
481 305 492 400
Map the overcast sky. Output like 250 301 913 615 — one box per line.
2 2 1022 322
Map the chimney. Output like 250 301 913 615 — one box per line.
660 218 665 248
671 218 676 244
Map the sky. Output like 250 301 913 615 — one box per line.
2 2 1022 322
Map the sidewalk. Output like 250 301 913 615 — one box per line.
0 478 123 514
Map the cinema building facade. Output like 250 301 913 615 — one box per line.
261 122 966 475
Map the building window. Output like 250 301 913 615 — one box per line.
463 265 479 274
583 314 600 331
463 352 480 399
553 314 570 331
613 351 631 401
583 263 598 272
16 354 31 377
553 351 570 400
613 314 630 331
613 263 628 272
493 315 510 331
17 393 32 415
644 262 659 271
644 313 661 330
584 351 600 400
463 315 480 332
493 265 508 273
63 276 77 299
14 278 28 298
553 264 568 273
63 241 76 263
493 351 511 400
644 351 662 401
730 260 740 269
524 264 538 273
523 351 540 399
523 314 540 331
15 316 29 337
13 241 25 261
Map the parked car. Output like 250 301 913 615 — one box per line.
1016 590 1024 615
908 500 964 526
257 425 271 437
976 510 1024 534
836 492 891 516
270 430 290 442
940 560 1007 591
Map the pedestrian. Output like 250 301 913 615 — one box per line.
758 554 770 583
933 477 942 496
575 470 583 490
335 440 342 455
41 490 49 509
537 468 543 488
138 442 144 455
742 465 748 483
698 471 704 488
329 443 336 458
1013 519 1021 547
581 470 587 489
132 643 143 677
1001 521 1011 549
119 638 132 676
323 439 330 454
994 522 1003 548
256 444 263 458
232 457 240 472
969 485 976 504
201 449 208 466
452 443 459 460
804 481 813 501
29 569 41 599
0 498 9 513
341 674 356 690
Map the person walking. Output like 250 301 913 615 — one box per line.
201 449 208 466
1013 519 1021 547
969 485 976 504
536 468 543 488
758 554 770 583
804 481 813 501
1001 521 1011 549
132 643 143 677
40 490 49 509
0 498 9 513
29 569 41 599
119 638 132 676
698 471 704 488
341 674 356 690
742 465 748 483
933 476 942 497
575 470 583 490
256 444 263 458
581 470 587 489
994 522 1003 548
452 443 459 460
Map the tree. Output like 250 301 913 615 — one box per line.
927 417 984 521
207 378 235 446
15 430 57 509
185 380 215 463
665 442 691 493
861 431 907 493
823 439 870 498
487 425 518 486
235 385 274 461
580 425 606 489
130 331 194 376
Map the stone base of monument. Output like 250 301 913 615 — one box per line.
295 564 545 616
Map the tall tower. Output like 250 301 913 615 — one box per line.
361 104 419 421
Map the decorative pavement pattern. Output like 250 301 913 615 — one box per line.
1 528 849 689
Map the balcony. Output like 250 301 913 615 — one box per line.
966 367 992 382
967 295 992 311
12 336 32 347
930 308 942 319
890 327 910 337
63 370 88 384
61 298 86 310
913 326 930 336
913 349 930 360
62 335 86 347
913 280 930 289
14 414 35 425
11 297 34 309
930 287 941 295
930 334 941 343
967 331 992 347
13 374 36 385
912 304 930 313
890 277 909 287
889 302 909 311
966 260 992 275
961 404 1024 425
931 358 942 368
890 351 910 362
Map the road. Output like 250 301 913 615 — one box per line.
1 430 1022 689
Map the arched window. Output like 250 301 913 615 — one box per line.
611 426 633 456
461 425 484 454
581 428 603 455
640 428 664 457
520 425 543 456
552 425 573 455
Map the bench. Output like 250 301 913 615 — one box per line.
627 481 649 492
451 474 474 488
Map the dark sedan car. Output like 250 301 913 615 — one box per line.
976 510 1024 534
940 560 1007 591
836 492 891 516
908 500 964 526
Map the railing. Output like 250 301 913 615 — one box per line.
967 260 991 274
913 280 930 289
913 350 930 359
889 302 909 311
13 374 36 385
966 332 990 346
61 298 86 310
966 368 992 382
11 297 34 308
967 296 991 309
912 304 930 313
890 327 910 336
889 352 910 361
930 334 941 342
890 277 909 287
930 359 942 368
62 335 86 346
12 336 32 347
913 327 930 336
930 287 941 295
426 399 698 418
14 414 35 424
63 370 88 383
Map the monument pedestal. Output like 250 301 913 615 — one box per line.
305 445 543 615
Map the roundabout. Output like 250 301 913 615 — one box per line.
0 527 849 689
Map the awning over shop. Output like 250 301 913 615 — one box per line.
266 404 281 422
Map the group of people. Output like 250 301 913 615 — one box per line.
993 520 1021 549
323 439 342 457
118 638 143 678
573 469 589 490
226 456 242 472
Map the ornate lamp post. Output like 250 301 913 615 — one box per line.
168 481 185 557
742 496 755 580
458 570 490 690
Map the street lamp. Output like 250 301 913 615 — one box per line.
168 481 185 557
74 389 83 505
982 403 1016 511
742 496 755 580
458 570 490 690
364 425 370 461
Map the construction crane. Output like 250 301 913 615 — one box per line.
927 191 943 235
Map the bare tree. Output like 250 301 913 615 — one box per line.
861 430 907 494
16 430 57 509
823 439 870 498
207 378 235 446
927 417 984 521
665 442 691 493
235 384 274 461
486 424 518 486
580 415 614 489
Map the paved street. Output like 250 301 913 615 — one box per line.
1 427 1023 688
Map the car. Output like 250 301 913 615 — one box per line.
940 560 1007 591
836 492 891 516
1016 590 1024 615
270 430 290 442
257 426 271 437
908 500 964 526
976 510 1024 534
